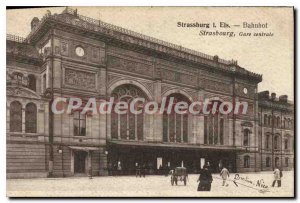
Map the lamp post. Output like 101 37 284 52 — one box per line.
57 145 64 177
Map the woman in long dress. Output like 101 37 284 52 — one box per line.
197 165 213 191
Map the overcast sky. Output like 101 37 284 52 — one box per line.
6 7 294 100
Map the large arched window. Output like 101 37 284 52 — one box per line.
10 101 22 132
266 157 271 167
203 100 225 145
243 129 250 146
163 93 190 143
28 74 36 92
111 84 147 141
25 102 37 133
244 155 250 168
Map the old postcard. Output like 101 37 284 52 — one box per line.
6 6 294 197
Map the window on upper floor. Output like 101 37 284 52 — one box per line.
274 135 280 150
277 117 281 128
42 74 47 93
28 74 36 92
268 115 272 126
264 114 268 126
9 101 22 132
265 134 270 149
284 139 289 150
243 129 250 146
73 111 86 136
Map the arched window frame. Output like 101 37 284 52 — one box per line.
163 93 190 143
111 84 147 141
9 101 22 132
25 102 37 133
243 128 250 146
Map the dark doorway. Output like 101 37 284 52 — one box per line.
74 151 87 174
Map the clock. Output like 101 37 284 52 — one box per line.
243 88 248 94
75 46 85 57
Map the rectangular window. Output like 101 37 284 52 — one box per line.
73 111 86 136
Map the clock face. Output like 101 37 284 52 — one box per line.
243 88 248 94
75 46 85 57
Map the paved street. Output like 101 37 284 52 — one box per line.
7 171 294 197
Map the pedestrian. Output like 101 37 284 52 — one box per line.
272 167 282 187
142 164 146 177
117 162 122 176
165 164 170 176
197 164 213 191
220 167 230 186
135 163 141 177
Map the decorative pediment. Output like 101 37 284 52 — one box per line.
7 86 40 99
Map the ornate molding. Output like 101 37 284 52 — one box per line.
64 68 96 90
107 55 153 77
7 86 40 99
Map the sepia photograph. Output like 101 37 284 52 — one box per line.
5 6 294 197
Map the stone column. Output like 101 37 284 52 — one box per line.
22 105 25 134
153 80 162 142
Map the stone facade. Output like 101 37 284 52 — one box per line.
6 8 294 178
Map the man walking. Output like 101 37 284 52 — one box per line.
220 167 230 186
272 168 282 187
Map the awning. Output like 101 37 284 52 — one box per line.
68 146 100 151
108 140 245 152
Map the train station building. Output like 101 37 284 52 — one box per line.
6 8 294 178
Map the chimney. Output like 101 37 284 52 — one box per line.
279 95 288 103
258 91 269 100
31 17 40 30
271 93 276 101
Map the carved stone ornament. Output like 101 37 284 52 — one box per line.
7 86 40 99
64 68 96 90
